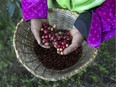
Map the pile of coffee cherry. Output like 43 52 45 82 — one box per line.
40 22 72 55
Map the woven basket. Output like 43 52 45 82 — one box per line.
13 9 98 81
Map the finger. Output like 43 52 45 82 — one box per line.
31 20 42 44
39 39 50 49
31 29 41 44
32 29 50 48
63 43 78 55
63 36 80 55
31 19 50 49
63 28 84 55
40 43 50 49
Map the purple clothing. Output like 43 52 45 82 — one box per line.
21 0 48 21
21 0 116 48
88 0 116 48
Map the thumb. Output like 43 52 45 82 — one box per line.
63 35 80 55
31 28 41 44
31 19 42 44
63 43 78 55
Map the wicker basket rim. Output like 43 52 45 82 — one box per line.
13 8 98 81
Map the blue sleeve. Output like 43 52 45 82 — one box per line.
74 11 92 40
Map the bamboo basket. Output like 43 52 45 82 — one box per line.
13 9 98 81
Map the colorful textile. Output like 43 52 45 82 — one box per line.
87 0 116 48
21 0 105 21
21 0 48 21
21 0 116 48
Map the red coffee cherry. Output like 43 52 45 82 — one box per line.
40 22 72 55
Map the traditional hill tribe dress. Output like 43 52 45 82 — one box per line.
21 0 116 48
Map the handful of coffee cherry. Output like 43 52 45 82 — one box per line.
40 22 72 55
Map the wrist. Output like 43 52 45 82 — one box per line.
31 19 41 22
41 19 48 23
31 19 42 30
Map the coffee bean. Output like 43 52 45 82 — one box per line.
34 23 82 70
34 40 82 70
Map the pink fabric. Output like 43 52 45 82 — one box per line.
88 0 116 48
21 0 48 21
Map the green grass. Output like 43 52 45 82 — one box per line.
0 0 115 87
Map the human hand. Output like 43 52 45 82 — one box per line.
62 28 84 55
31 19 50 48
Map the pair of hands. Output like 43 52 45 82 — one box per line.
31 19 84 55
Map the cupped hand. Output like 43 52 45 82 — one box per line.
31 19 50 48
62 28 84 55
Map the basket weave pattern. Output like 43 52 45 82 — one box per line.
13 9 98 81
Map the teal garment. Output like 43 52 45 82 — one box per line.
48 0 105 13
